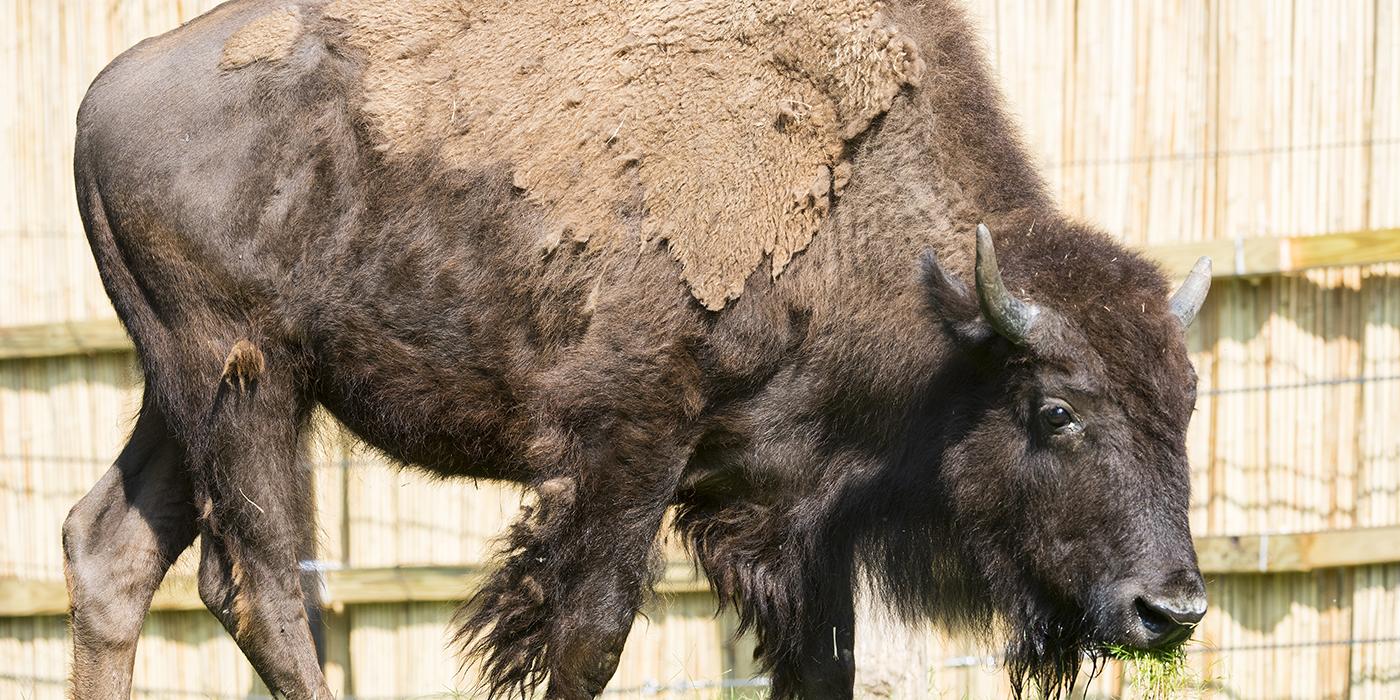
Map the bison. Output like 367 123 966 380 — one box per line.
63 0 1211 698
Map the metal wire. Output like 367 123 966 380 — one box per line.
1044 136 1400 169
4 638 1400 699
935 636 1400 669
0 671 770 699
1185 635 1400 654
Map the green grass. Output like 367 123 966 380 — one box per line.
1104 642 1195 699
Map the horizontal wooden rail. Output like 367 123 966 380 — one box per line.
2 229 1398 361
1151 227 1400 279
0 560 711 618
1193 525 1400 575
0 317 133 360
3 527 1397 618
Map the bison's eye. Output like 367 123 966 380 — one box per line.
1039 401 1079 433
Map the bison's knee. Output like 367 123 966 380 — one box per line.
63 500 142 647
62 490 111 597
550 620 629 695
61 499 93 583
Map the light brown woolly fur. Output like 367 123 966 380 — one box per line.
219 5 304 70
323 0 925 309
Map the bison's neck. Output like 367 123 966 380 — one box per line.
755 0 1139 447
787 0 1056 310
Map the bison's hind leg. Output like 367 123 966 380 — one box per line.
64 394 198 699
152 334 330 699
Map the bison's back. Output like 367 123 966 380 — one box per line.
323 0 923 310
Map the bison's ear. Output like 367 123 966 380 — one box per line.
920 249 977 319
920 249 994 346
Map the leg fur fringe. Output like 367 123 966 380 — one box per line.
453 477 577 699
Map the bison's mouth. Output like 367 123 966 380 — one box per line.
1101 572 1208 651
1000 584 1204 699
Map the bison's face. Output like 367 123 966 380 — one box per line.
921 225 1212 690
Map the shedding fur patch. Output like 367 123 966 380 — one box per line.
325 0 924 309
221 339 266 392
220 6 304 70
227 556 254 638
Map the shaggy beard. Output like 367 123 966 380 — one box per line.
1002 611 1104 699
863 538 1105 699
855 494 1117 698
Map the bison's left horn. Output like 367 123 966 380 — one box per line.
1169 256 1212 327
974 223 1039 345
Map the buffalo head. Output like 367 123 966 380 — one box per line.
916 223 1211 693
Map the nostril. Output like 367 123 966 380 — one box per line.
1135 598 1177 637
1135 594 1207 644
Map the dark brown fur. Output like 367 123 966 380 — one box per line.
65 1 1205 699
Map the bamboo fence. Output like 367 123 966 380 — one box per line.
2 0 1399 698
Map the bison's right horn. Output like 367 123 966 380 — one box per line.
1169 256 1213 328
974 223 1039 346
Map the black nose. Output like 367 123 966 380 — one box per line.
1135 592 1207 646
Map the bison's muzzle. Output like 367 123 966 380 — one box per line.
1115 568 1208 649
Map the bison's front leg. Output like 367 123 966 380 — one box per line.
458 428 692 699
769 574 857 700
682 502 858 700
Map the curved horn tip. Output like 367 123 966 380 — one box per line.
973 222 1038 345
1169 256 1213 327
975 223 993 252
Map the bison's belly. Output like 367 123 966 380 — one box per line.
310 333 534 482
